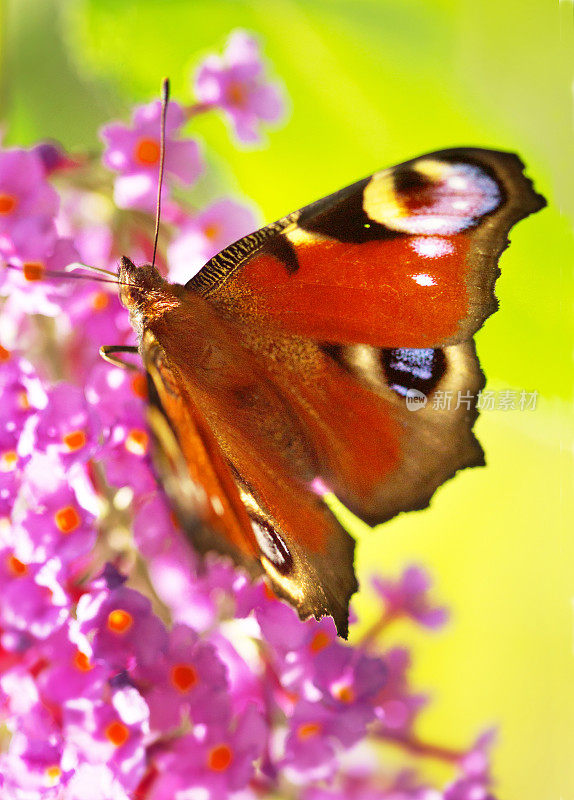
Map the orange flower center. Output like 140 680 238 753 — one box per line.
0 344 11 362
73 650 93 672
91 291 110 311
333 683 355 704
107 608 133 634
63 430 87 452
203 223 221 241
54 505 81 534
7 555 28 577
134 138 161 166
17 391 30 410
130 373 148 399
309 631 331 653
0 194 18 215
170 663 199 693
208 744 233 772
105 720 129 747
0 450 18 472
297 722 322 740
23 262 46 282
125 429 148 456
44 765 62 786
227 82 246 108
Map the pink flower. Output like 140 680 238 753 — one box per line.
101 421 156 493
0 705 68 799
134 623 230 731
65 283 134 350
62 690 148 792
31 383 100 467
209 631 266 716
85 363 147 434
256 595 339 692
0 148 59 261
132 495 248 633
167 198 257 281
460 730 496 778
312 645 387 719
100 100 203 210
149 704 266 800
0 549 68 644
283 701 352 781
373 648 427 734
0 668 40 717
195 30 284 144
77 569 169 673
84 366 155 494
35 626 107 706
17 480 96 565
372 565 449 629
132 492 179 560
1 237 80 318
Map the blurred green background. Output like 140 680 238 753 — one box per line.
2 0 572 797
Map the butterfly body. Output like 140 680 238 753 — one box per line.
117 148 545 636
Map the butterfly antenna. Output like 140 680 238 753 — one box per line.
66 262 118 278
4 263 121 286
152 77 170 269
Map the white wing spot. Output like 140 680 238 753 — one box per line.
449 176 468 190
412 273 436 286
411 237 454 258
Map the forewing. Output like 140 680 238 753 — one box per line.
188 148 545 349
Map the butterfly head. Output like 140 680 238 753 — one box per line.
118 256 176 337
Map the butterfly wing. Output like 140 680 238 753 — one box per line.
141 149 544 635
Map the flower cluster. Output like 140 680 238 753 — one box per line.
0 30 498 800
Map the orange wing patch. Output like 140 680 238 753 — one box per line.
216 234 471 348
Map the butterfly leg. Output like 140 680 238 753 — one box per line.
99 345 140 371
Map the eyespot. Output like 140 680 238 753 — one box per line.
381 348 446 397
251 518 293 575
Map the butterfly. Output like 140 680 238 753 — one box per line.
107 147 545 637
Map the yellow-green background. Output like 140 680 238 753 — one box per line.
2 1 573 797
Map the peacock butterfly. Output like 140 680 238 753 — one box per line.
105 106 545 636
